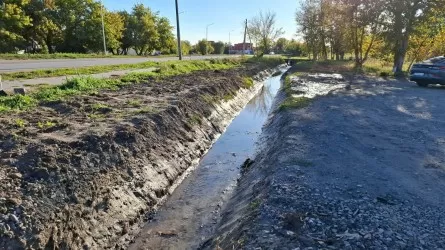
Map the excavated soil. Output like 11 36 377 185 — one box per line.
0 62 279 249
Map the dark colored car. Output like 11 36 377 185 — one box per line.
410 56 445 87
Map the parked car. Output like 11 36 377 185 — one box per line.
410 56 445 87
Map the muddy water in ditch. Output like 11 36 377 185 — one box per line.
129 72 285 250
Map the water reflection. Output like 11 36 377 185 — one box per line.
245 78 275 117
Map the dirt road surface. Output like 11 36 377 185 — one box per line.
208 72 445 249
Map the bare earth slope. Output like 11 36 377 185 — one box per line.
208 73 445 249
0 63 278 249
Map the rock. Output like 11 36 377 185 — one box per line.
8 172 22 179
9 214 19 224
13 88 26 96
6 197 21 206
0 90 7 97
157 230 178 237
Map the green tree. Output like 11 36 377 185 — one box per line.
386 0 445 73
197 39 214 55
0 0 32 53
55 0 103 53
119 11 132 55
285 39 304 56
128 4 159 55
275 38 288 54
156 16 175 54
24 0 61 53
105 11 125 54
212 41 225 54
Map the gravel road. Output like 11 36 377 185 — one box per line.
0 55 238 73
208 73 445 249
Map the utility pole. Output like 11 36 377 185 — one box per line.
100 0 107 55
175 0 182 60
242 19 247 56
206 23 214 41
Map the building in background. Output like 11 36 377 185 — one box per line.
229 42 253 55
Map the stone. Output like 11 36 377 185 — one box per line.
13 88 26 96
8 173 22 179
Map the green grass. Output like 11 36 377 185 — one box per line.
242 77 254 89
188 114 203 126
2 61 160 80
279 97 312 111
0 53 137 60
290 58 411 77
37 121 56 129
14 118 27 128
0 59 245 112
126 100 142 107
279 73 312 111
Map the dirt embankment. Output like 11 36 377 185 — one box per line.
205 67 445 249
0 63 279 249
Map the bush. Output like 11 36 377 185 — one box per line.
197 40 214 55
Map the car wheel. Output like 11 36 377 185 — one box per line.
416 81 429 87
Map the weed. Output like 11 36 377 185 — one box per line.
279 97 312 111
202 94 218 104
0 58 283 112
249 199 261 210
91 103 110 110
15 119 26 128
126 100 142 107
37 121 56 129
188 114 203 125
242 77 254 89
87 113 105 120
223 93 235 101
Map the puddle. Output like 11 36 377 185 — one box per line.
290 73 347 99
128 70 287 250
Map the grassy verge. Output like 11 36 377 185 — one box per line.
2 61 160 80
286 59 410 77
279 71 312 111
0 53 140 60
0 57 283 113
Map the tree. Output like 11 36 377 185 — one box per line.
275 38 288 54
406 8 445 68
285 39 305 56
104 11 124 54
156 16 175 54
212 41 225 54
126 4 159 55
346 0 386 68
55 0 104 53
0 0 32 53
24 0 61 53
296 0 323 60
386 0 445 74
248 11 284 54
197 39 214 55
119 11 132 55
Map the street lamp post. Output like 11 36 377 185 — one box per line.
206 23 214 41
100 0 107 55
175 0 182 60
229 29 234 54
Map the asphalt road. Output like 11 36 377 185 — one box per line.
0 55 238 73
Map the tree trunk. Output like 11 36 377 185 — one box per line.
393 36 409 74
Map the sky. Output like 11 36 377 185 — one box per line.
103 0 299 44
